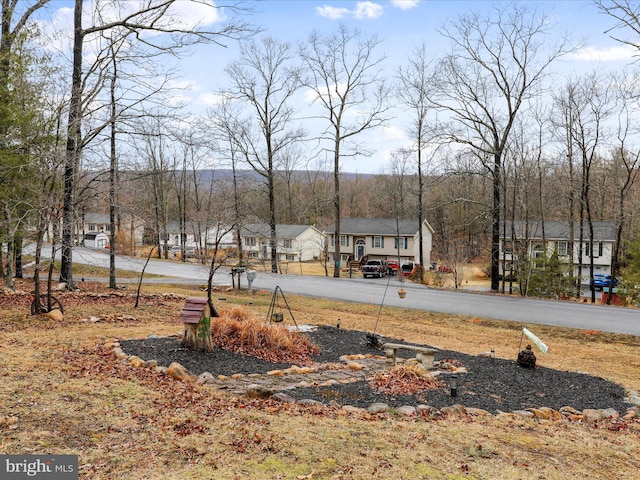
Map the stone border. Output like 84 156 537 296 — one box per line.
108 336 640 423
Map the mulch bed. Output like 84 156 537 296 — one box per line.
120 325 630 414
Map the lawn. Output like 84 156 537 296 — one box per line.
1 276 639 479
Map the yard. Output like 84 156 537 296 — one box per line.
1 276 639 479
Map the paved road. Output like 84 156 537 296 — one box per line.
33 246 640 336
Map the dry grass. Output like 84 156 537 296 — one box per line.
210 307 320 363
1 279 639 479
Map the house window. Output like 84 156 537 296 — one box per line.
245 237 256 247
533 244 545 258
394 237 408 250
89 224 96 231
286 254 295 261
555 241 568 256
584 242 603 257
503 241 513 254
283 239 293 249
331 235 349 247
250 251 259 258
372 236 384 248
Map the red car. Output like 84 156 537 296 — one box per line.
386 260 399 275
400 261 420 277
437 264 453 273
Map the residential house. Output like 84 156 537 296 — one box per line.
80 212 145 246
83 231 109 249
499 220 616 282
325 218 434 267
155 222 236 255
240 224 325 262
161 221 201 249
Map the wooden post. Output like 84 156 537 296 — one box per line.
179 297 213 352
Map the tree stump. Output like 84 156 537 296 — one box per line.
179 297 213 352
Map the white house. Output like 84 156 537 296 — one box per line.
83 231 109 249
240 224 325 262
80 212 145 246
499 220 616 282
325 218 434 267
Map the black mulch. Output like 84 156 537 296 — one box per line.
119 325 630 414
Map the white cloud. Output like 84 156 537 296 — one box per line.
568 45 635 62
163 0 224 29
317 2 384 20
377 124 407 142
316 5 350 19
354 2 384 19
198 91 230 107
390 0 420 10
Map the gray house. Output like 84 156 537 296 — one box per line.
325 218 434 267
500 220 616 281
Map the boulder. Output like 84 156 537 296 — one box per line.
167 362 196 382
46 309 64 321
245 384 274 399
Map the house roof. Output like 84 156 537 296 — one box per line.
503 221 616 241
84 213 110 224
241 224 319 239
325 218 430 236
84 212 144 225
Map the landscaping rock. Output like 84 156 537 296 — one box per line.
343 405 366 414
416 405 436 415
439 404 466 416
197 372 216 384
167 362 196 382
128 356 147 368
296 398 324 406
466 407 491 417
245 384 274 399
368 403 389 413
272 392 296 403
46 309 64 321
512 410 535 418
396 406 417 416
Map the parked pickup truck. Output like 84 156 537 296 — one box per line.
362 260 388 278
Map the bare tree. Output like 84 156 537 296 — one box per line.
223 36 304 273
431 4 571 291
207 98 251 266
299 24 390 278
605 73 640 304
597 0 640 56
566 73 614 302
397 43 437 274
60 0 253 288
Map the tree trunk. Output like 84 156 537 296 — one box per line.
333 140 341 278
490 151 501 291
60 0 83 290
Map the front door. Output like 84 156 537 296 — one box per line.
356 240 366 261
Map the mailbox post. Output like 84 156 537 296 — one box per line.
246 270 256 293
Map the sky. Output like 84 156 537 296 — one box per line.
40 1 638 173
